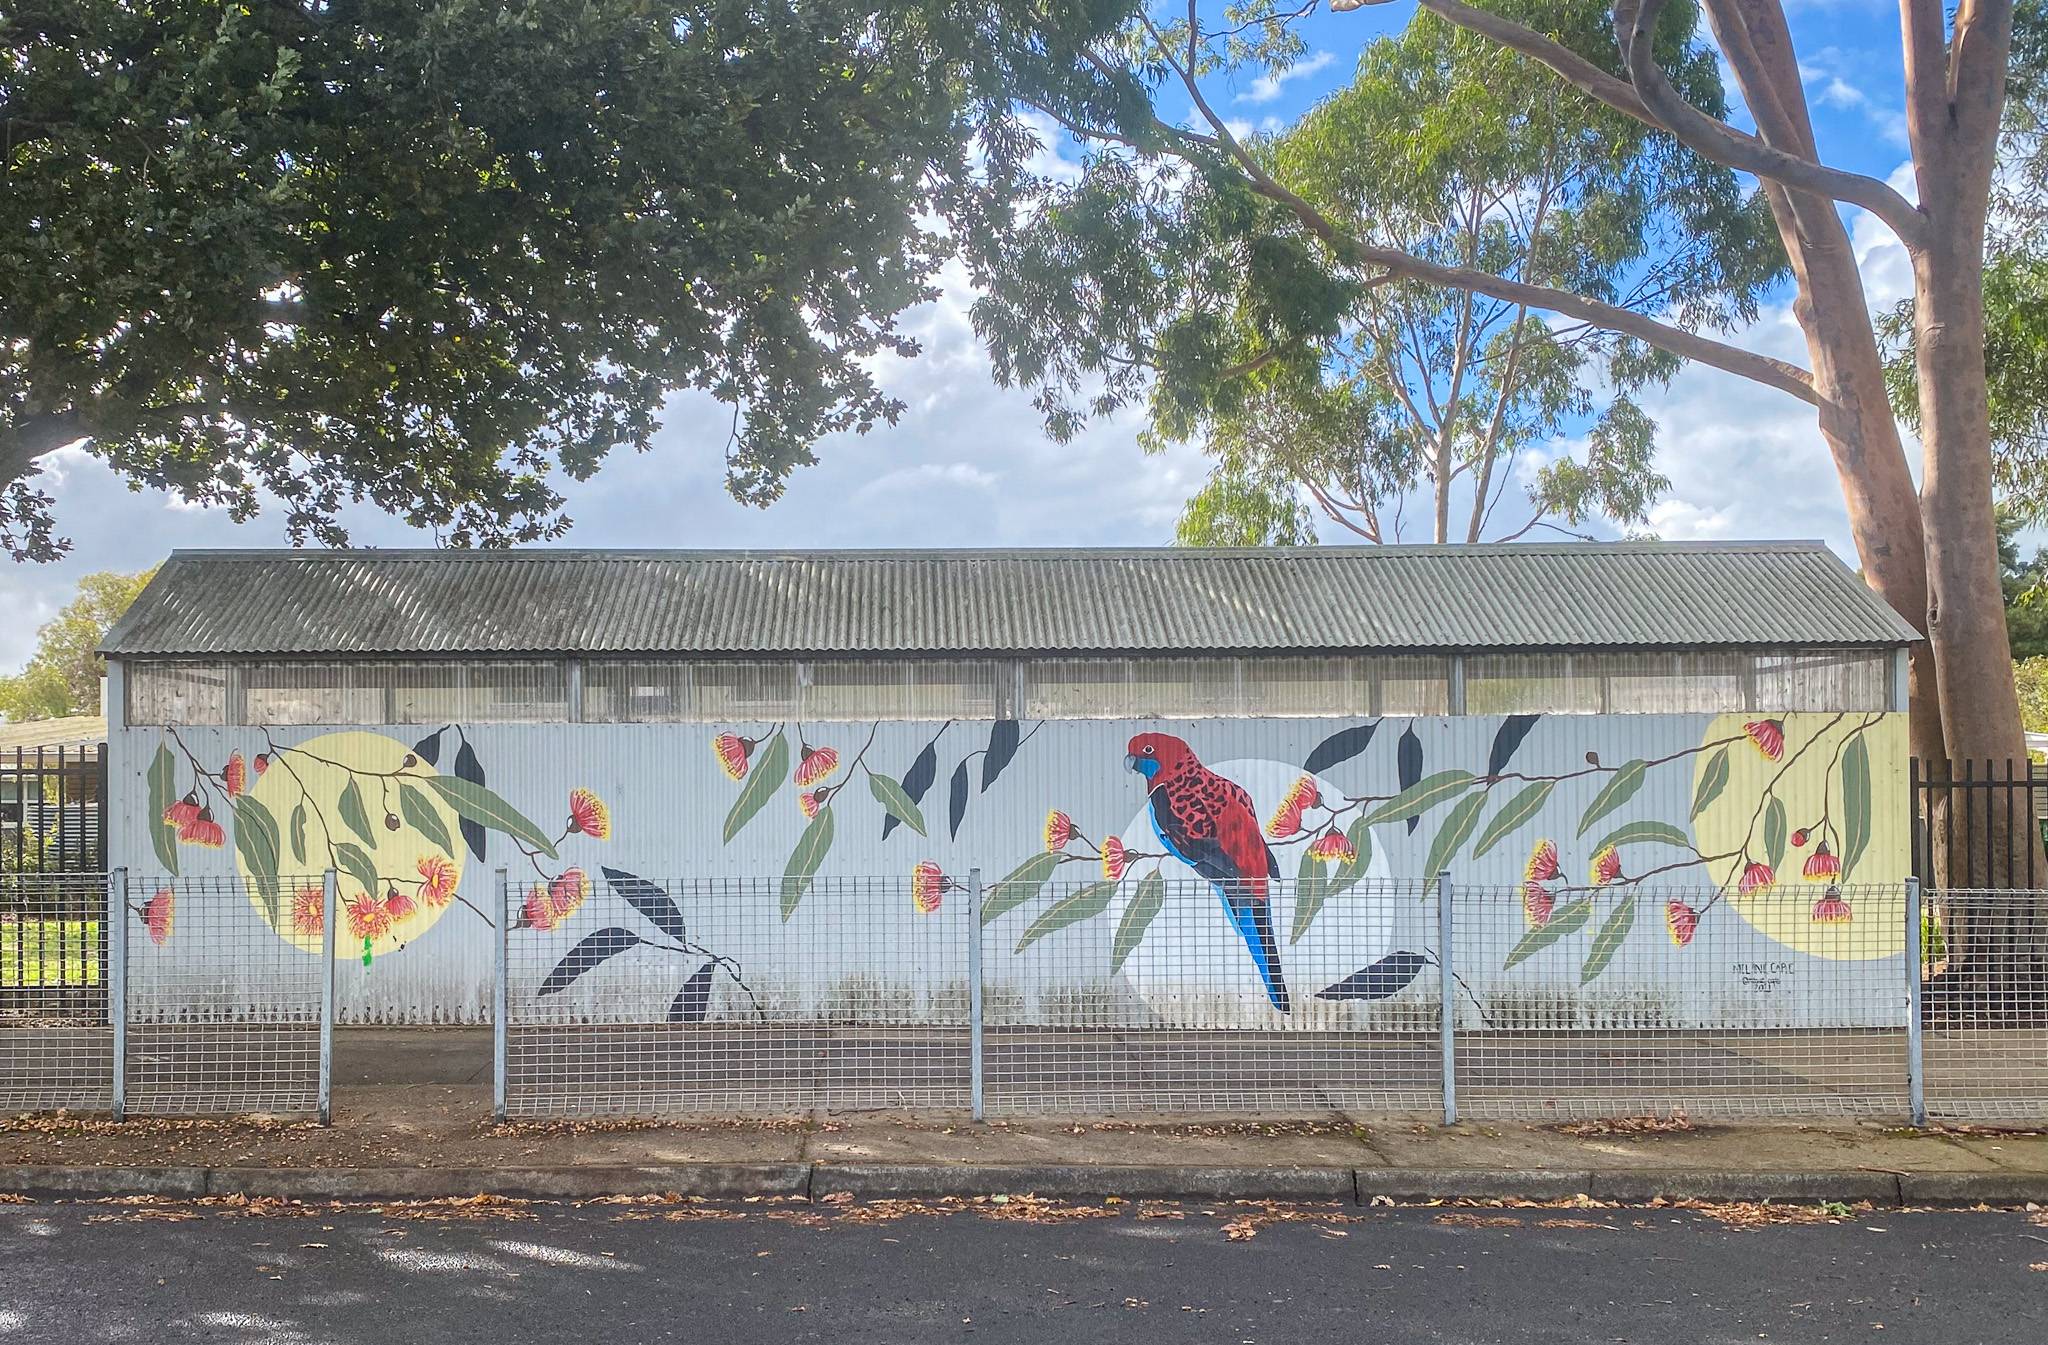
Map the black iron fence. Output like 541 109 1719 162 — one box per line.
2 745 108 1005
1909 758 2048 887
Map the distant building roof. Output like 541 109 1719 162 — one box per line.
100 543 1921 659
0 714 107 754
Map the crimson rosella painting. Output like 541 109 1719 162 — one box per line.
1126 732 1290 1012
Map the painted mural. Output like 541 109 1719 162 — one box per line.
114 711 1910 1026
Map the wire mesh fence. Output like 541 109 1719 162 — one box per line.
981 877 1441 1116
0 872 113 1112
499 874 971 1117
1450 882 1911 1121
12 868 2048 1127
1920 887 2048 1123
121 873 331 1117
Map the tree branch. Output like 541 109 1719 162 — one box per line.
1334 0 1925 246
1132 19 1820 406
1618 0 1927 245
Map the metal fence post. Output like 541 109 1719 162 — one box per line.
1905 876 1926 1127
968 867 985 1123
109 867 128 1121
1438 871 1457 1127
319 869 337 1125
493 866 510 1122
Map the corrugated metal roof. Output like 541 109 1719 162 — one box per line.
0 714 107 752
99 543 1920 658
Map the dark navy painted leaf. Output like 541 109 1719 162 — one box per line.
538 928 640 996
1398 726 1424 834
884 739 940 840
1304 721 1379 775
1487 715 1541 777
452 737 487 862
412 730 444 767
1315 951 1429 1002
669 961 716 1023
948 759 971 839
602 866 688 944
980 720 1021 793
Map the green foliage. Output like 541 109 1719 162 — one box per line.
0 568 155 720
1996 515 2048 660
1 1 1008 559
965 0 1782 544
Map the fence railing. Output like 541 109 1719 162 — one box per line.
492 871 2048 1127
6 870 2046 1126
1 869 334 1118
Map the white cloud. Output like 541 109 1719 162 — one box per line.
1237 51 1335 105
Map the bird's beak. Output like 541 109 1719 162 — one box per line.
1124 753 1141 772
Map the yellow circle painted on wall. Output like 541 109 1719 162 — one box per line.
233 731 465 957
1688 712 1906 960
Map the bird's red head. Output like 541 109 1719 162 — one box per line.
1126 732 1198 781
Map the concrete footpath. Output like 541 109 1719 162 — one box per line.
8 1090 2048 1206
6 1029 2048 1206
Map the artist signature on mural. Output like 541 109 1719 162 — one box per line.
1732 959 1795 993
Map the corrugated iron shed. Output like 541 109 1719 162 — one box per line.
99 543 1920 658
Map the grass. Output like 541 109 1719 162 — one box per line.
0 918 102 987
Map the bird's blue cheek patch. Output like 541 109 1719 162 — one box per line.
1134 758 1158 778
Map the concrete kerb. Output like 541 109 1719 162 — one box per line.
5 1162 2047 1206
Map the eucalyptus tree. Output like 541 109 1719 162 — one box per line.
1157 10 1781 546
967 0 2021 780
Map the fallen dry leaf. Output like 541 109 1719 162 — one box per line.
1222 1217 1258 1242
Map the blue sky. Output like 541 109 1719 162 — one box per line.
2 1 1926 674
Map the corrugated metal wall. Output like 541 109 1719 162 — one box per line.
109 712 1910 1026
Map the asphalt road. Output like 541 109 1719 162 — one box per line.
3 1197 2043 1344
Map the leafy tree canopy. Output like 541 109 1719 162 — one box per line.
964 0 1781 545
1 0 1012 559
0 567 155 721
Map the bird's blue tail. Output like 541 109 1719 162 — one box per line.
1218 885 1290 1013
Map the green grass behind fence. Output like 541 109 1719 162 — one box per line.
0 918 103 987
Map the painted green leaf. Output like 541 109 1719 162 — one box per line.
778 805 834 921
1592 819 1693 853
399 782 456 859
1577 760 1647 837
980 851 1064 925
1579 894 1638 984
1502 898 1593 969
1290 846 1329 945
338 777 379 851
1110 871 1165 974
867 772 928 838
1014 881 1116 953
232 795 283 925
722 731 788 844
147 742 179 875
1763 797 1788 873
1691 746 1731 818
1840 735 1872 881
423 773 560 859
1362 770 1475 827
1325 815 1374 901
289 802 308 867
1471 780 1554 859
1421 789 1489 892
335 842 378 901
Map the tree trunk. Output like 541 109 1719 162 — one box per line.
1701 0 1946 770
1904 0 2048 1005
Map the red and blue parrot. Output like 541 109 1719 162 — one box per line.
1126 732 1290 1013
